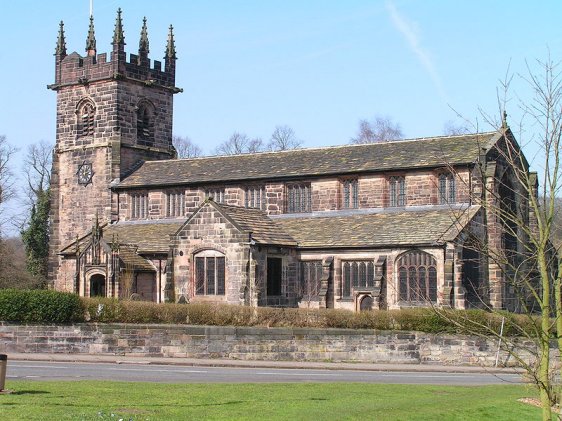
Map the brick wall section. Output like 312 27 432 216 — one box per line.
265 183 284 215
406 171 434 206
358 175 386 208
312 179 338 211
0 323 545 367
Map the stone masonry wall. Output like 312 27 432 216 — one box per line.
0 323 544 367
173 204 249 303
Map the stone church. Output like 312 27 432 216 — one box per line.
48 10 534 312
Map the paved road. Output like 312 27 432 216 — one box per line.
7 361 525 385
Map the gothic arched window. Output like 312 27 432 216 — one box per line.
137 101 155 145
397 251 437 303
77 100 95 137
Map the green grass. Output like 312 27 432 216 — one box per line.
1 381 540 420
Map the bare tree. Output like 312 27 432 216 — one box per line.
443 120 470 136
350 115 404 144
119 258 135 300
172 135 203 159
0 135 17 209
432 56 562 420
215 132 264 155
268 125 303 151
18 141 53 282
23 140 53 205
0 236 41 289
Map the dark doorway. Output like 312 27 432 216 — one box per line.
267 258 282 297
462 245 482 308
359 295 373 311
90 274 106 297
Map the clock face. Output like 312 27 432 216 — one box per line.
77 162 93 185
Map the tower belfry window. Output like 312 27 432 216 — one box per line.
78 102 95 137
137 102 154 144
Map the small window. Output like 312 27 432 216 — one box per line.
195 251 225 296
137 102 154 144
166 192 185 217
131 193 148 219
438 173 456 204
287 183 311 213
299 261 323 301
245 186 266 210
341 179 359 209
341 260 375 298
397 251 438 303
206 188 225 203
389 176 405 207
77 101 95 137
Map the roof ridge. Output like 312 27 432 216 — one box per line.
159 131 499 164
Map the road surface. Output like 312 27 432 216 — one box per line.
6 361 525 385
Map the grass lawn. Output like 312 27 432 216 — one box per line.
1 381 540 420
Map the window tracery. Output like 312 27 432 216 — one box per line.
77 100 95 137
397 251 437 303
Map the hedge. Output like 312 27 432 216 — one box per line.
0 289 85 324
0 290 540 336
82 297 541 336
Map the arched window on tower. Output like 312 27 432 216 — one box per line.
77 100 95 137
137 101 155 145
397 251 438 304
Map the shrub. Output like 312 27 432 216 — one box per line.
80 297 544 337
0 289 84 323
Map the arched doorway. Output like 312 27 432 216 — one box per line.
90 274 106 297
359 295 373 311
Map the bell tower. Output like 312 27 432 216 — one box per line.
48 9 181 290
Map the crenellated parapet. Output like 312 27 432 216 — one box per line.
49 8 180 92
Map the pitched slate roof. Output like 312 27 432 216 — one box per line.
60 205 477 255
118 245 156 272
203 201 297 246
103 221 183 253
274 205 481 248
117 132 499 188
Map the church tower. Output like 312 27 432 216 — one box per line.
48 9 181 289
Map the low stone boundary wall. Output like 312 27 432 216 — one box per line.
0 323 540 366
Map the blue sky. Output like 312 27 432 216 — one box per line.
1 1 561 175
